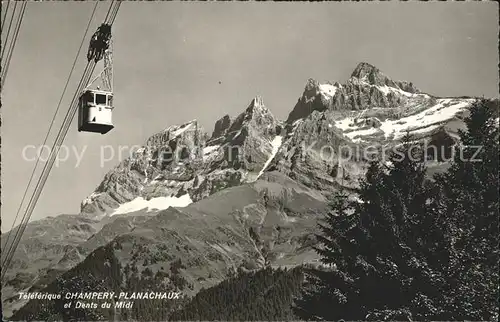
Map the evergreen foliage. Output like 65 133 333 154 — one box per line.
295 99 499 321
169 266 304 321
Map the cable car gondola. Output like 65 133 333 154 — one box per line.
79 23 114 134
78 88 114 134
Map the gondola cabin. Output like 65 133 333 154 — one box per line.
78 89 114 134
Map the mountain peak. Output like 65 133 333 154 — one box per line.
350 62 381 79
249 95 265 110
305 78 320 91
349 62 419 93
350 62 393 87
245 96 271 118
226 96 277 136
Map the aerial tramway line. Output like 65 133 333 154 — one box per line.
1 0 28 89
1 1 122 281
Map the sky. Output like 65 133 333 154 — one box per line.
1 1 498 232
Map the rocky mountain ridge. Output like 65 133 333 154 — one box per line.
81 63 475 219
80 95 283 218
1 62 480 319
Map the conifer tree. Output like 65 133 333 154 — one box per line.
295 136 448 320
437 98 499 320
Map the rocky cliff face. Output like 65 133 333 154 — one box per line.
80 96 283 218
80 62 474 219
2 62 481 319
269 62 474 192
286 63 427 124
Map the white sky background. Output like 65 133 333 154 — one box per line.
1 1 498 232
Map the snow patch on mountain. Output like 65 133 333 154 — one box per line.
344 127 379 142
110 194 192 216
233 130 242 140
256 135 283 179
379 99 472 139
375 84 427 98
164 120 196 137
349 76 428 99
203 145 220 155
202 145 221 162
149 174 163 185
143 165 150 184
81 192 103 208
319 83 337 99
334 98 473 142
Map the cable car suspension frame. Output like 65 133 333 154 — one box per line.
85 39 113 94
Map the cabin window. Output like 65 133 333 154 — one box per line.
95 94 107 105
81 91 94 104
107 95 113 106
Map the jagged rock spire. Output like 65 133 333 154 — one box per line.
251 95 265 109
350 62 396 87
350 62 381 79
